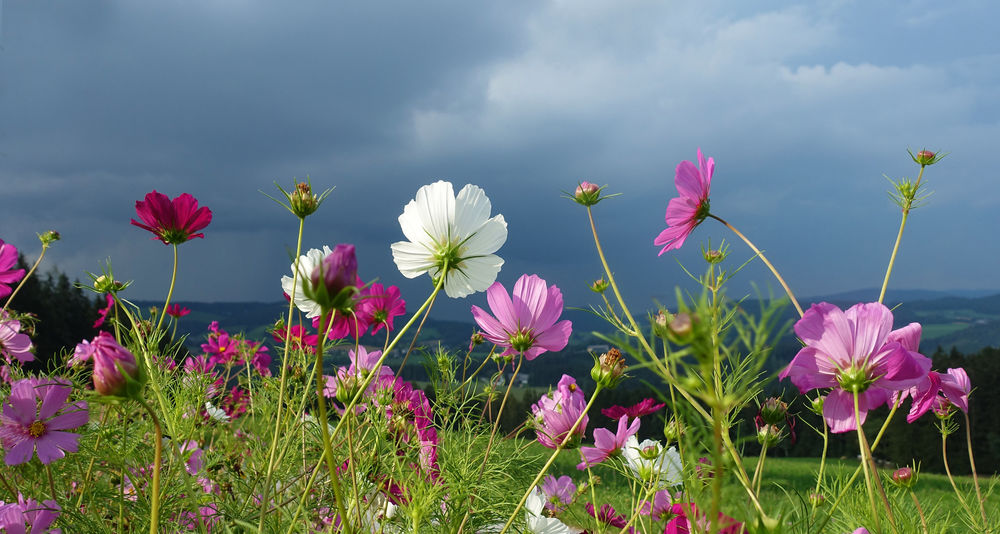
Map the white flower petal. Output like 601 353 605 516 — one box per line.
462 214 508 257
445 255 503 298
391 240 438 279
454 184 492 239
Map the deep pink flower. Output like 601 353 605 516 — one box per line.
166 304 191 319
131 190 212 245
586 502 630 530
470 274 572 360
202 325 237 366
540 475 576 514
305 244 361 313
654 149 713 255
93 293 114 328
640 489 676 522
778 302 931 433
0 495 62 533
898 366 970 422
0 315 34 364
271 324 317 354
357 283 406 335
245 342 272 377
578 415 640 469
531 375 589 449
0 377 88 465
0 239 26 299
84 332 140 396
222 387 249 419
312 309 370 341
602 398 666 421
664 503 743 534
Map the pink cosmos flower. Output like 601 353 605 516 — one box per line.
664 503 743 534
602 398 666 421
470 274 572 360
202 324 238 366
531 375 589 449
77 332 140 396
0 239 24 299
654 149 713 255
166 304 191 318
0 377 89 465
640 489 675 522
357 283 406 335
577 415 640 469
93 293 114 329
272 324 318 354
540 475 576 514
0 239 26 299
0 315 34 364
898 367 970 422
585 502 630 530
0 495 62 533
131 190 212 245
312 308 370 341
778 302 931 433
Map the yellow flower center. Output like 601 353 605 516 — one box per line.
28 420 46 438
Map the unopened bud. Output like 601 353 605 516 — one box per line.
84 332 143 398
703 249 725 264
667 313 694 344
915 150 937 166
290 181 320 217
573 181 603 206
589 278 609 294
808 493 825 507
469 331 485 351
759 397 788 425
94 275 126 293
891 467 915 489
663 418 684 444
591 348 627 389
809 395 825 416
756 423 783 447
39 230 60 246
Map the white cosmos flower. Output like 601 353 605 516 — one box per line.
623 435 683 487
204 402 230 423
280 246 332 319
391 181 507 298
525 487 581 534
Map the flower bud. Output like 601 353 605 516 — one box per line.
305 244 360 312
703 248 725 264
39 230 60 246
667 313 694 344
891 467 915 489
756 423 783 447
758 397 788 426
290 181 320 217
591 348 627 389
573 181 603 206
808 493 825 507
589 278 609 294
469 331 485 351
89 332 142 397
663 418 684 444
809 395 825 416
93 275 126 293
915 150 936 166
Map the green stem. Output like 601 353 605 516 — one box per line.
707 214 803 317
498 385 603 534
942 428 976 521
965 411 990 531
910 491 929 534
810 417 829 515
75 406 113 509
853 393 881 532
752 443 768 495
155 244 179 333
313 310 350 530
139 398 163 534
1 243 48 315
394 286 439 378
878 165 925 304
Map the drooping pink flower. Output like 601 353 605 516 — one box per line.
0 494 62 533
166 303 191 318
654 149 713 255
585 502 630 530
245 341 271 377
130 190 213 245
357 283 406 335
602 398 666 421
0 377 89 465
93 293 114 329
578 415 640 469
470 274 572 360
0 239 26 299
640 489 676 522
778 302 931 433
0 315 34 364
271 324 318 354
664 503 743 534
531 375 589 449
898 366 971 422
304 244 361 314
540 475 576 514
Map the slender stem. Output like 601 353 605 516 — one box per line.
257 217 306 534
878 165 925 304
965 411 989 530
942 428 976 520
853 393 882 532
76 406 113 509
45 464 57 501
810 417 829 515
155 244 179 333
313 310 350 529
498 385 603 534
394 286 439 378
752 443 768 495
710 404 724 534
0 470 16 497
708 214 803 317
139 398 163 534
909 491 929 534
1 243 48 315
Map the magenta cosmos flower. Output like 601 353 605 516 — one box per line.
1 314 34 364
131 190 212 245
601 398 666 421
166 304 191 318
778 302 931 433
0 495 62 533
898 367 970 422
578 415 640 469
0 377 89 465
531 375 589 449
654 149 713 255
357 283 406 335
0 239 26 299
470 274 572 360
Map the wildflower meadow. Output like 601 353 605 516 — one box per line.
1 149 996 533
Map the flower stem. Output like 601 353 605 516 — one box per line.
909 491 929 534
964 411 990 530
257 217 305 534
395 286 439 378
1 243 49 315
708 214 803 317
853 393 881 532
313 310 350 530
498 385 603 534
155 244 179 333
878 165 925 304
942 425 977 521
810 417 829 516
138 398 163 534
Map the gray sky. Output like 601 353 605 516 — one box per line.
2 1 998 320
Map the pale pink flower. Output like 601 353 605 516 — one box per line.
0 316 34 363
654 149 713 255
0 377 89 465
470 274 572 360
577 415 640 469
531 375 589 449
778 302 930 433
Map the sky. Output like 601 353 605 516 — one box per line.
2 0 998 321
